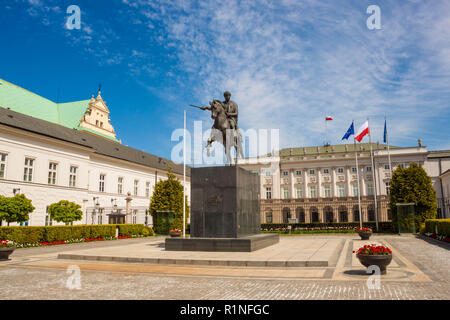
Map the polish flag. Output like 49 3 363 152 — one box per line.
325 116 333 121
355 121 370 142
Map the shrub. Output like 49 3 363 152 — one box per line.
150 167 190 234
0 194 35 226
425 219 450 236
389 163 437 232
0 224 145 246
117 224 145 236
261 222 393 233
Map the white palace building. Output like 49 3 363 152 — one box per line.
239 142 450 224
0 79 190 227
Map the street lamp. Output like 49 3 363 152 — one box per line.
13 188 20 195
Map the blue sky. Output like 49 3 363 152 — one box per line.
1 0 449 161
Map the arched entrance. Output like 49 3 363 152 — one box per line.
296 207 305 223
310 207 319 223
353 205 360 222
338 206 348 222
324 206 334 223
368 205 375 221
282 207 291 223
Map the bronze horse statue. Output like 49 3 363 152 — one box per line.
206 99 244 165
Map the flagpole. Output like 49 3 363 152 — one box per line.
368 118 379 231
353 120 363 229
385 116 393 180
183 109 186 238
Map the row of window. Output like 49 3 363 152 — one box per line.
0 154 152 197
266 183 378 199
263 163 408 177
265 207 390 223
100 174 152 197
278 167 371 177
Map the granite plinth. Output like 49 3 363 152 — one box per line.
165 234 279 252
190 166 260 238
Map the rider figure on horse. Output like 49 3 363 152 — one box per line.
201 91 239 131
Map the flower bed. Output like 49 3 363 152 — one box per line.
422 232 450 243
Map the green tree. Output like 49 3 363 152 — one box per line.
48 200 83 225
150 167 190 234
389 162 437 232
0 194 35 226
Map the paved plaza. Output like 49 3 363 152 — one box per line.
0 234 449 300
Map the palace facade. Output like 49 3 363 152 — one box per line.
239 142 450 224
0 79 190 227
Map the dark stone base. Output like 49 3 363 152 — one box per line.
165 234 279 252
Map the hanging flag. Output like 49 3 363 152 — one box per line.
342 122 354 140
383 119 387 144
325 116 333 121
355 121 370 142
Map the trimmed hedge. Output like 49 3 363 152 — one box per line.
261 222 393 233
0 224 152 245
425 219 450 236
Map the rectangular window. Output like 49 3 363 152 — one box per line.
338 185 345 197
145 181 150 198
0 153 7 179
296 170 302 176
69 166 77 187
324 185 331 197
310 185 317 198
366 166 372 172
132 209 137 224
98 208 104 225
265 171 271 176
384 164 390 170
117 177 123 194
352 184 359 197
323 169 329 174
48 162 57 185
99 174 105 192
309 169 315 175
266 187 272 199
134 180 139 196
283 186 289 199
367 183 374 196
337 168 344 173
296 186 303 198
23 158 34 182
45 206 52 226
352 167 357 173
282 171 289 176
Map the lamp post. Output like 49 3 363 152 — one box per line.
13 188 20 195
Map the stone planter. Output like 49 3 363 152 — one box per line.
169 232 182 238
358 231 372 240
0 247 16 261
357 254 392 275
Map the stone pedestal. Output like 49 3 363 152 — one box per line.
165 166 279 252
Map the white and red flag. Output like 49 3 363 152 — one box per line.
355 121 370 142
325 116 333 121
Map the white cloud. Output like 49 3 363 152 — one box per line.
121 0 450 151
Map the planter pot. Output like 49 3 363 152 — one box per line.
0 247 16 261
169 232 182 238
357 254 392 275
358 231 372 240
